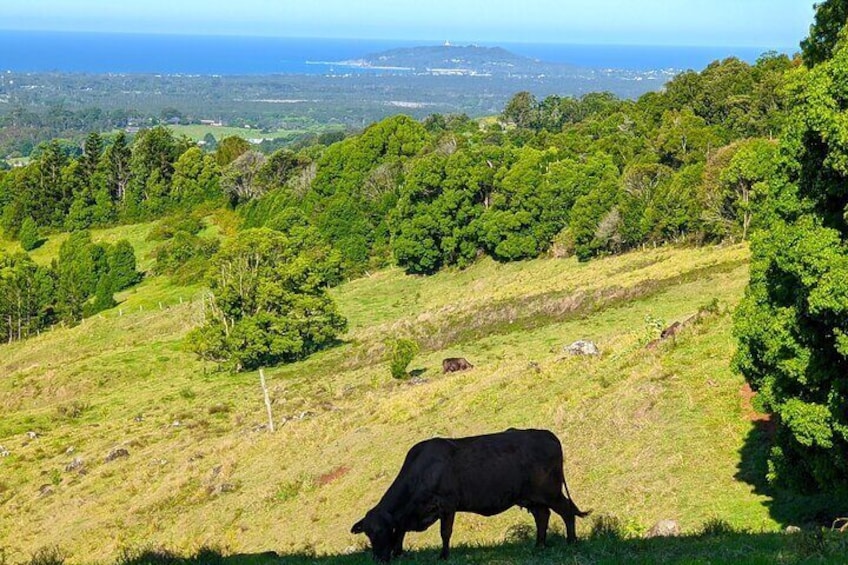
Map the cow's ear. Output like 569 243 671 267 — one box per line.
351 519 365 534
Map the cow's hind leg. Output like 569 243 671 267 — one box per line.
529 506 551 547
551 496 579 544
439 512 455 560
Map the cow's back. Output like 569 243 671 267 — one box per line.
439 429 564 515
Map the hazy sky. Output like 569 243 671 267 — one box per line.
1 0 814 47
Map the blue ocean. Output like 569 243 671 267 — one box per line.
0 30 793 74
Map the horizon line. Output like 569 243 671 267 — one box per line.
0 27 798 51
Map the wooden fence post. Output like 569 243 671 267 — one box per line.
259 368 274 432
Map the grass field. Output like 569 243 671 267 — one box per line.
167 124 343 143
1 225 846 564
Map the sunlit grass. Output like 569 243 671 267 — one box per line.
3 238 824 565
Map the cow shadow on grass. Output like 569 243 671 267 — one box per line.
113 530 848 565
735 420 848 528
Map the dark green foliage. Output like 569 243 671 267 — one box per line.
104 131 131 203
53 231 138 323
54 231 104 323
147 214 205 241
214 136 251 166
386 338 419 379
309 115 430 272
186 228 346 371
171 147 221 207
87 271 117 316
734 36 848 492
475 147 567 261
30 140 71 227
0 251 55 343
151 231 219 285
391 146 508 274
801 0 848 67
125 126 192 217
107 240 140 291
18 216 41 251
565 155 622 260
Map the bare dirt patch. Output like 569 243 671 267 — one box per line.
740 383 772 424
317 465 350 487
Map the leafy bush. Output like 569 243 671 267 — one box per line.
147 215 204 241
107 240 140 290
698 518 736 537
385 338 420 379
18 216 40 251
588 514 626 541
150 232 219 284
187 228 346 371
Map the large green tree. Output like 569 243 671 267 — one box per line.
187 228 346 371
734 30 848 492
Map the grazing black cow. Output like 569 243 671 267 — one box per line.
441 357 474 373
351 428 588 562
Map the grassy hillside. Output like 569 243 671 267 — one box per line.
0 226 843 564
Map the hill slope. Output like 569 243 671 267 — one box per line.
0 226 813 563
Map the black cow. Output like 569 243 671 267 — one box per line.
442 357 474 373
351 428 588 562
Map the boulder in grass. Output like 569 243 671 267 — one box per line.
105 448 129 463
566 340 600 356
646 519 681 538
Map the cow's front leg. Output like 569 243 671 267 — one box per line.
392 529 406 557
439 512 455 560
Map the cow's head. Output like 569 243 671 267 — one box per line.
351 508 395 562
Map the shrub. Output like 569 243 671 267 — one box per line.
147 215 204 241
385 338 420 379
18 216 40 251
27 546 64 565
150 232 219 284
698 518 736 537
107 240 140 290
588 514 626 541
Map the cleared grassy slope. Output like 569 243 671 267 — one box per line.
0 233 815 564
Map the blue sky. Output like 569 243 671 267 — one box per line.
1 0 814 47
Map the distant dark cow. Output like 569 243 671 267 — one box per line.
441 357 473 373
351 428 588 562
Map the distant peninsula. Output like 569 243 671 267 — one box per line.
308 43 584 77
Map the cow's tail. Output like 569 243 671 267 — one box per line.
562 475 590 518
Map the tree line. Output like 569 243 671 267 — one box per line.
2 52 795 277
0 232 138 343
